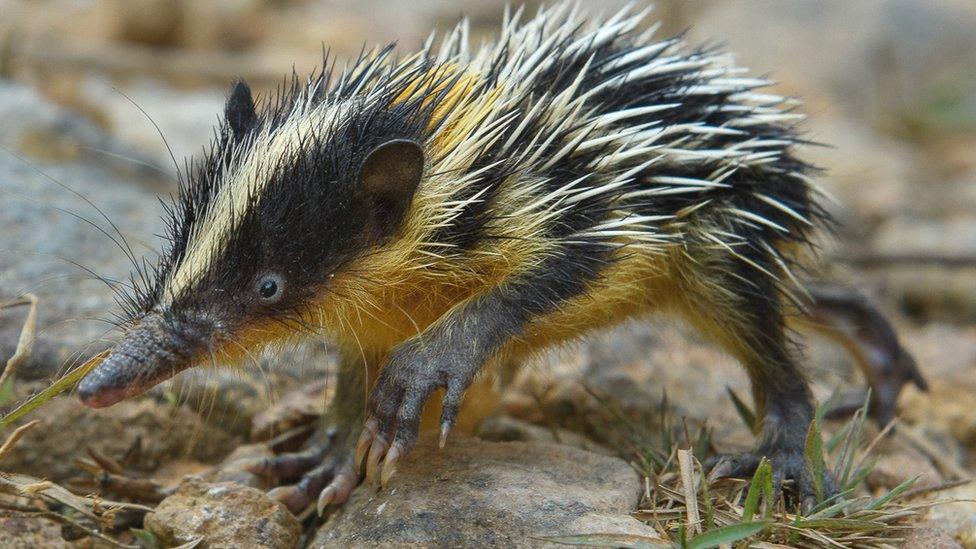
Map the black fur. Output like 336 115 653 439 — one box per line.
225 80 258 137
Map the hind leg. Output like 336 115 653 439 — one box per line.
677 259 836 508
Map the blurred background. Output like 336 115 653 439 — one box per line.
0 0 975 544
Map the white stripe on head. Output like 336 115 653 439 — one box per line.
165 101 351 302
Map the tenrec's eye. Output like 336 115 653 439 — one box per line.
256 274 284 301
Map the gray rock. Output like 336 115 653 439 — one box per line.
903 528 963 549
146 476 302 549
79 77 227 173
312 436 660 548
0 512 67 549
917 483 976 547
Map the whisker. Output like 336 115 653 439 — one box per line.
0 144 142 273
81 146 173 179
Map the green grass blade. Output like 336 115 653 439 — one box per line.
0 352 104 431
835 395 870 487
805 488 857 518
843 456 879 493
825 420 852 454
804 415 826 505
700 468 715 530
740 458 771 522
686 521 769 549
131 528 163 549
865 476 918 510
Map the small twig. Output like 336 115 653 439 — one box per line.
0 419 39 461
86 445 125 475
900 478 973 501
95 472 171 504
0 293 38 391
267 423 316 454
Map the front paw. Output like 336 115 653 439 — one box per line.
243 424 360 516
354 341 478 487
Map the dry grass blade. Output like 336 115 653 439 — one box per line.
0 294 38 391
598 395 930 548
0 472 153 518
0 419 38 461
678 448 701 534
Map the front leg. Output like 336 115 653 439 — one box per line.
355 246 608 486
355 293 521 486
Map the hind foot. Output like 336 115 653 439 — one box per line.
804 284 927 426
245 424 360 516
708 447 838 512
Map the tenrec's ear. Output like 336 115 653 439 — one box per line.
225 79 257 137
358 139 425 229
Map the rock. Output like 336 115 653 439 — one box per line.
917 483 976 547
0 512 67 549
167 357 330 439
903 527 964 549
250 376 330 442
897 323 976 456
312 436 659 548
2 392 240 482
506 320 760 450
867 447 942 492
0 80 144 168
146 476 301 549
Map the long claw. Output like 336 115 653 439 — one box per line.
354 432 371 474
355 419 378 474
316 486 336 516
439 421 451 449
380 443 402 487
366 436 389 487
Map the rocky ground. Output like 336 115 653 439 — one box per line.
0 0 975 547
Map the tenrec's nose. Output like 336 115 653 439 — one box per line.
77 354 130 408
77 314 192 408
